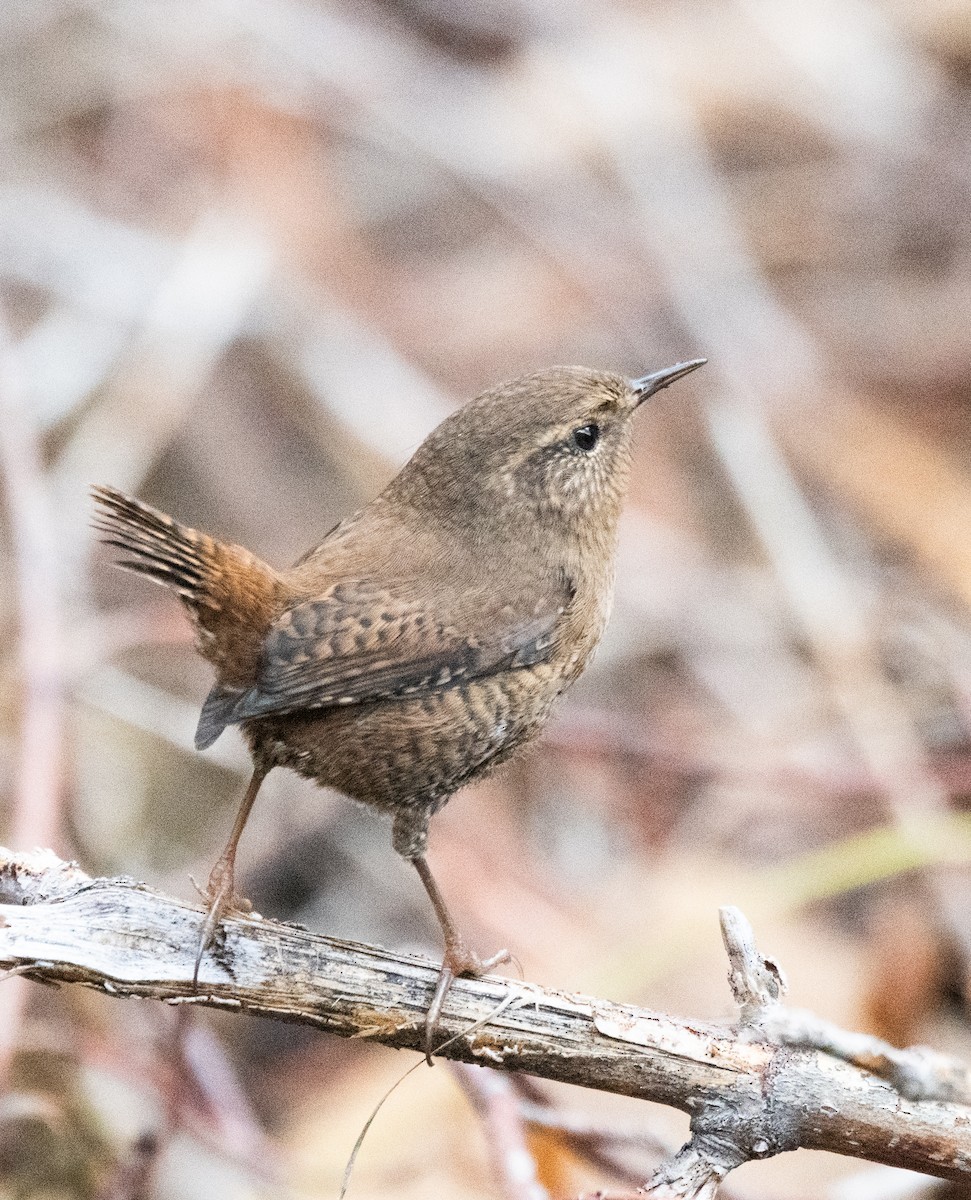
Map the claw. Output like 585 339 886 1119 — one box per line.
409 853 512 1063
423 941 511 1063
191 858 252 988
191 767 267 987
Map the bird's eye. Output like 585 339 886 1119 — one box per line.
571 424 600 452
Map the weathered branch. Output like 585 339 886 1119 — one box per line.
636 910 971 1198
721 907 971 1105
1 848 970 1191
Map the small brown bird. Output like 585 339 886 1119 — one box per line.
92 359 704 1049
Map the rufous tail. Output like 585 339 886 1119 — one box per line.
92 485 283 746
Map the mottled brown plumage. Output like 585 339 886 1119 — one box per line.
92 359 704 1049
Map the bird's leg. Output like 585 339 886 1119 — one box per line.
411 853 511 1062
193 766 268 986
393 809 510 1059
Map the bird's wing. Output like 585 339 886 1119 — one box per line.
218 576 570 727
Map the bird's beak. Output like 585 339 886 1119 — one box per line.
630 358 707 407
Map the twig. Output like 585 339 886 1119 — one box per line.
0 310 66 855
0 848 970 1191
506 1076 757 1200
0 306 68 1085
96 1131 160 1200
636 908 971 1199
720 907 971 1105
453 1063 550 1200
519 1095 691 1200
178 1017 283 1169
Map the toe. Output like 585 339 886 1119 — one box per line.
422 945 511 1062
423 964 456 1063
444 942 510 979
222 894 253 918
192 884 250 987
202 869 251 919
478 947 511 974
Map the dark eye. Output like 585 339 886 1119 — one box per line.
571 423 600 452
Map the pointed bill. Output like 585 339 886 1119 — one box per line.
630 358 707 406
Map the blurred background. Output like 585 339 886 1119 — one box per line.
2 0 971 1196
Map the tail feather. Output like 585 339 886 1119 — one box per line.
92 485 284 743
112 554 207 598
97 528 212 597
92 486 217 605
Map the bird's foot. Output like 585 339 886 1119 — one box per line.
423 939 510 1063
192 857 252 987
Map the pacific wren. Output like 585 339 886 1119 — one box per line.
93 359 705 1049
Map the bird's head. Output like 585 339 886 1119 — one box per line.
387 360 705 553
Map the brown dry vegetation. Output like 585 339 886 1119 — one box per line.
2 1 971 1197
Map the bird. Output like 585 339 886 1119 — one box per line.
92 358 705 1053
